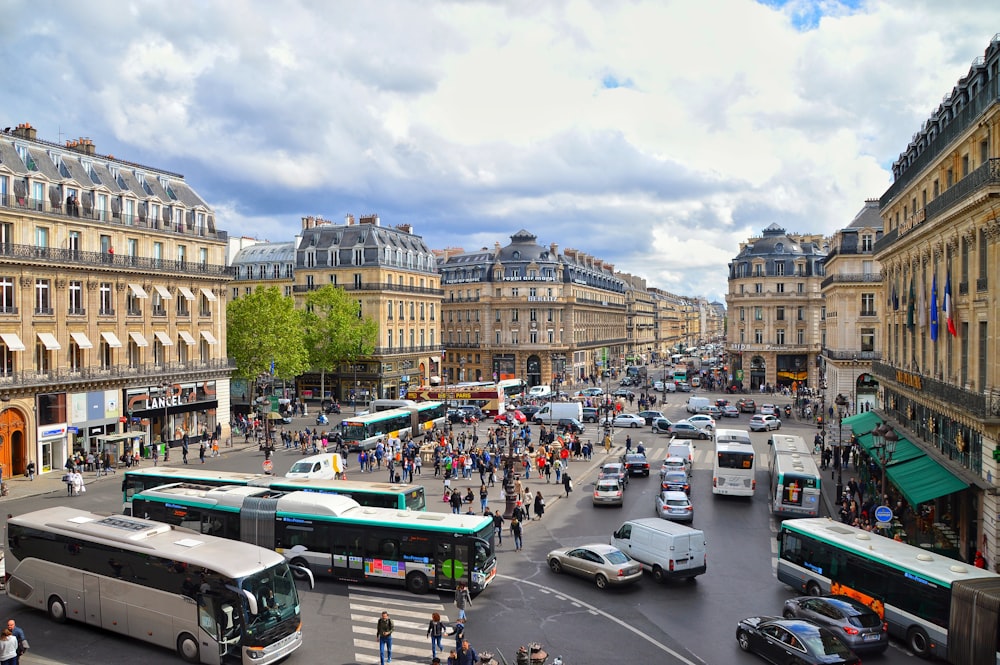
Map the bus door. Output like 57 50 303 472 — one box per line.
435 541 468 590
83 573 102 627
330 529 365 582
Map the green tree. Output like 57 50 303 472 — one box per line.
302 284 379 400
227 286 310 398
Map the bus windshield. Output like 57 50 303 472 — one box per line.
241 564 299 635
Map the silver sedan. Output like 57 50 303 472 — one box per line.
547 544 643 589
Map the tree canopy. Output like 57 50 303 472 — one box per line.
226 286 310 383
301 284 379 374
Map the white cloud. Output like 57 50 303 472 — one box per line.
2 0 998 302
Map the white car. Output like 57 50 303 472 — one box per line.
613 413 645 428
759 403 778 416
662 382 677 393
529 385 554 399
748 414 782 431
685 414 716 431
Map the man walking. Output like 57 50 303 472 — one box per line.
376 610 394 664
454 582 472 621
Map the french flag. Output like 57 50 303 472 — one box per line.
944 271 957 337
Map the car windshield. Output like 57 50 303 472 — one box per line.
604 550 630 565
666 499 689 507
800 630 854 657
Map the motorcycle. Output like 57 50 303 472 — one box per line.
783 405 792 418
315 413 329 426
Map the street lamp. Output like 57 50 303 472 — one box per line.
501 425 519 519
834 393 848 501
872 423 898 509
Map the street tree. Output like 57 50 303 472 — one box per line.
227 286 310 401
302 284 379 403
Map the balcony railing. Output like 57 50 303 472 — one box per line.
0 194 227 242
292 282 444 296
370 345 444 356
0 242 232 277
823 349 881 361
872 360 1000 420
820 272 883 289
0 357 236 390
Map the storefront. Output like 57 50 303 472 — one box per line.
69 389 122 456
125 380 220 450
37 392 68 473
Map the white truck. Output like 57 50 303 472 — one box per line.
532 401 583 424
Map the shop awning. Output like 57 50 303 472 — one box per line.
101 331 123 348
178 330 196 346
200 287 217 302
0 332 25 351
153 285 173 300
178 286 195 300
153 331 174 346
69 331 93 349
886 454 969 507
856 433 925 466
37 332 61 350
128 283 148 299
128 331 148 347
843 410 882 436
200 330 218 345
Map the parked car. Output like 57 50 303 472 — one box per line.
547 544 643 589
748 414 782 431
613 413 645 428
722 405 741 418
737 398 757 413
592 478 625 507
782 595 889 654
660 469 690 494
651 417 674 434
620 452 650 477
759 403 778 416
581 407 599 423
667 421 710 440
598 462 629 488
736 616 861 665
685 414 716 431
655 490 694 522
556 418 584 435
637 410 664 425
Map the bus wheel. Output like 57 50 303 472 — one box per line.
289 558 310 580
177 632 200 663
806 582 822 596
405 572 429 595
907 627 930 657
47 596 67 623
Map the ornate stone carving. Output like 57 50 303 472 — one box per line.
116 281 127 292
19 276 32 288
87 279 98 290
55 278 67 289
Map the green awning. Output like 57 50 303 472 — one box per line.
886 454 969 506
843 411 882 436
856 434 924 466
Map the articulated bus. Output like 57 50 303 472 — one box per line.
340 402 446 451
122 467 427 514
767 434 822 518
369 399 418 412
778 518 1000 664
7 506 308 665
712 429 756 497
132 484 498 595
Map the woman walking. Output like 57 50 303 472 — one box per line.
511 516 523 551
427 612 445 659
533 490 545 520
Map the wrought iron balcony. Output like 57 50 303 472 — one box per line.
0 357 235 390
872 360 1000 420
293 282 444 296
0 242 232 277
824 349 881 361
820 272 882 289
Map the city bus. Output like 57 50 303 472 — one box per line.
412 400 448 431
122 467 427 514
6 506 308 665
131 484 498 595
340 406 423 451
777 517 1000 663
370 398 418 412
672 367 688 384
497 378 526 400
712 429 756 497
767 434 822 518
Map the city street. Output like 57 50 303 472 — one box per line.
0 388 919 665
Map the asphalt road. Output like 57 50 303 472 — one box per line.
0 390 920 665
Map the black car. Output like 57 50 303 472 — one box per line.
619 452 650 477
447 409 467 424
736 616 860 664
598 462 629 488
518 404 542 420
612 389 635 398
556 418 584 435
455 405 484 421
581 407 599 423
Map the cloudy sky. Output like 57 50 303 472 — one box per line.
4 1 998 301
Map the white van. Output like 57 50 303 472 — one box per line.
528 385 554 399
532 401 583 424
286 453 344 480
611 518 706 582
686 396 710 414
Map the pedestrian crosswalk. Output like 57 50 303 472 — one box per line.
609 443 714 468
349 586 454 665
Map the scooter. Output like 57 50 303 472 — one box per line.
783 405 792 418
315 413 329 426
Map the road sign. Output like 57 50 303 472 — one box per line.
874 505 893 523
262 460 273 473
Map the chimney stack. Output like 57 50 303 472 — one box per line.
359 214 380 226
395 223 413 234
345 214 355 225
13 123 36 141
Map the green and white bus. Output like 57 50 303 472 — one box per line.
340 401 446 451
132 483 497 595
778 517 1000 664
6 506 309 665
122 467 427 514
767 433 822 518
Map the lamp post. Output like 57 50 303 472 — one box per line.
501 425 519 519
872 423 898 509
835 393 848 501
158 380 173 461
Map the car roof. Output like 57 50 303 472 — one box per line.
805 595 876 615
623 452 647 460
663 456 686 462
571 543 622 555
601 462 624 470
660 490 690 500
663 470 687 479
596 478 622 487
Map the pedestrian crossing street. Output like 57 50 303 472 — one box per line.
350 585 455 665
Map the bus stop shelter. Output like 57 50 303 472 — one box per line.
95 431 149 462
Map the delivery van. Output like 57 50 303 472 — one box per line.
286 453 345 480
611 517 707 582
685 396 710 414
532 401 583 424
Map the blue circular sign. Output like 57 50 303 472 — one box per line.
874 505 894 523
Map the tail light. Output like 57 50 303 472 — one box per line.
685 505 693 512
669 559 675 571
882 623 888 632
713 478 718 487
617 568 627 577
751 479 756 490
843 626 859 636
